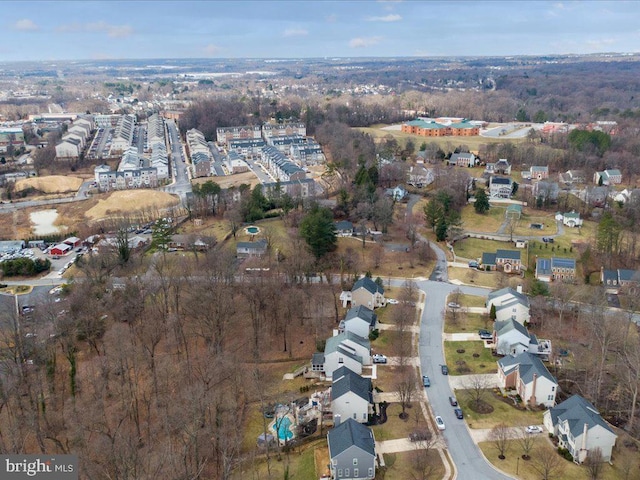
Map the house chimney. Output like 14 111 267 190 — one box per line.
517 285 523 294
334 414 341 427
530 373 538 406
581 422 589 461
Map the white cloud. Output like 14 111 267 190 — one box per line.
203 44 222 56
366 14 401 22
14 19 39 31
56 21 133 38
349 36 383 48
283 28 308 37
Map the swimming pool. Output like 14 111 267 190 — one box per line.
246 226 260 234
273 415 294 441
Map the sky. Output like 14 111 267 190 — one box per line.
1 1 638 61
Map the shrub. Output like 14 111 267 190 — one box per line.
558 447 573 461
369 329 380 341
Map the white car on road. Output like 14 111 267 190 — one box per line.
435 416 445 430
526 425 543 434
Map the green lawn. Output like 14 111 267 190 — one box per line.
460 390 544 429
478 441 626 480
381 450 445 480
371 402 424 441
452 238 513 262
448 266 504 289
457 293 488 308
461 204 506 233
444 312 492 334
444 341 496 374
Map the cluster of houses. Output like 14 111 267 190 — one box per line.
186 128 214 178
54 116 95 160
94 148 160 192
485 286 618 463
401 118 481 137
309 277 387 480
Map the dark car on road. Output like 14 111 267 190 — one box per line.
441 365 449 375
422 375 430 387
454 408 464 419
449 396 458 406
542 237 554 243
478 329 493 340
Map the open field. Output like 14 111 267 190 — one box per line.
444 341 497 375
15 175 84 193
448 266 505 288
444 312 491 334
382 450 445 480
358 126 526 152
452 238 516 262
370 401 424 441
461 204 507 232
84 190 181 220
196 171 260 190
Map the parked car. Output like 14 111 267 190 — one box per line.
386 299 399 305
447 302 461 309
542 237 554 243
422 375 430 387
468 261 479 268
372 354 388 364
526 425 543 434
435 416 446 430
454 408 464 419
441 365 449 375
478 329 493 340
449 396 458 406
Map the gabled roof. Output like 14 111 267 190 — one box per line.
332 367 372 402
498 352 556 385
531 165 549 172
488 287 530 308
496 249 521 261
335 220 353 231
345 305 377 328
450 152 475 161
237 239 268 250
312 352 325 365
325 331 370 355
495 318 529 338
551 257 576 269
328 418 375 458
491 176 512 185
536 258 552 276
548 394 616 438
353 277 384 296
563 211 580 219
618 269 640 282
481 252 497 265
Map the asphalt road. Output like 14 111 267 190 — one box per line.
164 120 192 199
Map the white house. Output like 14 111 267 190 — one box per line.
322 331 371 380
55 137 81 159
489 176 513 198
544 395 617 463
486 287 530 325
556 211 583 228
331 367 372 424
593 169 622 186
497 352 558 408
341 306 377 339
407 165 434 188
493 319 533 356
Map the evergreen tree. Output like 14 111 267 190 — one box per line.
474 188 490 214
299 205 337 258
435 217 448 241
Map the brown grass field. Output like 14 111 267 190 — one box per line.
84 190 181 221
15 175 84 194
193 171 260 190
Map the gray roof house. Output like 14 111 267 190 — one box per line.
498 352 558 407
328 418 376 480
543 395 617 463
236 239 268 258
331 366 373 424
601 268 640 293
493 318 551 359
487 287 530 325
322 331 371 380
343 277 385 309
335 220 354 237
340 306 378 339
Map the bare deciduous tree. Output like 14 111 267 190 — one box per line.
516 426 537 459
395 366 417 420
584 447 604 480
532 447 565 480
463 374 492 411
488 423 511 459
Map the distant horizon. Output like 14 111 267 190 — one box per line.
1 1 637 62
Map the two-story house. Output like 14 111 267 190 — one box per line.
493 318 551 359
340 306 377 339
486 287 530 324
535 257 577 282
543 395 617 463
530 165 549 180
327 418 376 480
449 152 477 167
593 169 622 186
482 249 522 273
489 176 514 198
497 352 558 408
320 331 371 380
556 211 583 228
331 366 372 424
600 268 640 293
341 277 386 309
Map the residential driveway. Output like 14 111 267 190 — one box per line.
468 425 546 443
377 323 420 333
444 332 482 341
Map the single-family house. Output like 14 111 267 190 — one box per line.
486 159 512 175
535 257 577 282
407 165 434 188
533 181 559 203
560 169 586 185
236 239 268 258
497 352 558 408
323 331 372 380
494 319 534 356
543 395 617 463
586 186 609 208
600 268 640 293
340 306 377 339
449 152 477 167
489 176 513 198
331 367 372 424
530 165 549 180
594 169 622 186
385 185 408 202
327 418 376 480
486 287 530 324
350 277 385 309
560 211 583 228
481 249 523 273
335 220 354 237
